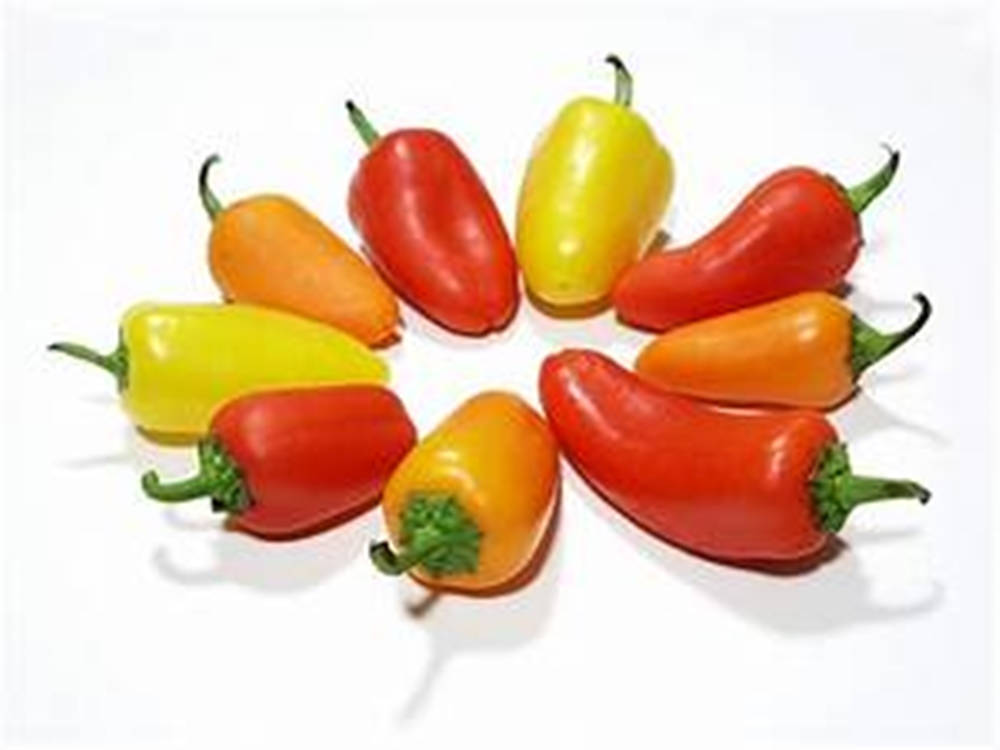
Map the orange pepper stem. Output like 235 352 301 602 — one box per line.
850 292 932 378
369 493 482 577
140 438 249 514
346 100 380 149
198 154 224 221
843 145 900 214
48 339 128 391
604 54 633 107
810 442 931 533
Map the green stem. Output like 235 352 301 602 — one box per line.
48 339 128 391
810 442 931 533
140 437 249 514
369 493 482 578
844 145 900 214
198 154 224 221
345 100 380 148
604 54 633 107
851 293 932 378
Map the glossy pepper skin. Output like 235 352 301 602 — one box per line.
539 350 929 563
516 55 673 310
198 155 400 347
370 392 559 593
613 149 900 331
345 102 518 335
140 387 416 539
49 303 388 436
635 292 932 408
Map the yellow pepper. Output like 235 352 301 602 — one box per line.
49 303 388 437
370 391 559 594
516 55 674 310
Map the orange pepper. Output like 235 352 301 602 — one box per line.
370 392 559 593
635 292 931 408
199 155 400 347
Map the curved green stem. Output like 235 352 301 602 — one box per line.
48 339 128 391
369 492 482 578
346 100 380 148
198 154 224 221
844 145 900 214
140 437 249 514
851 293 932 378
604 54 633 107
810 442 931 533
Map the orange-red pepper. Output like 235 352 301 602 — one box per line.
370 392 559 593
635 292 931 408
199 155 400 347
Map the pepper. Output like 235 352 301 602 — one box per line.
515 55 673 311
539 350 930 563
613 148 901 330
635 292 932 408
345 102 518 335
139 386 416 539
199 155 400 347
49 303 388 436
369 392 559 593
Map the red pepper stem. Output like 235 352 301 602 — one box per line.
48 340 128 392
844 145 900 214
345 101 380 148
140 438 249 514
851 293 932 378
604 54 633 107
369 493 483 577
810 442 930 533
198 154 224 221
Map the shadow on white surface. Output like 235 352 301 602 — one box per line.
566 469 943 635
151 509 379 593
836 390 947 446
388 292 523 353
395 516 562 724
522 300 652 351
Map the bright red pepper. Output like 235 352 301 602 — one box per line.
539 350 929 563
140 386 416 540
345 101 518 335
613 149 900 331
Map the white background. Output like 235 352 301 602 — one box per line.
2 1 995 748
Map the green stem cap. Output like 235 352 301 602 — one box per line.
140 437 250 514
604 54 633 108
198 154 224 221
810 442 931 533
48 337 129 391
369 493 482 577
843 145 901 214
851 293 932 378
345 100 380 149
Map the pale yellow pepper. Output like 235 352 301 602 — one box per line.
516 55 674 310
50 303 388 437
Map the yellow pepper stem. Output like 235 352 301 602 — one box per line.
604 54 633 107
198 154 224 221
370 493 482 577
48 339 128 391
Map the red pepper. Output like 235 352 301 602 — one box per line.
139 386 416 540
345 101 518 335
538 350 929 563
612 148 900 331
